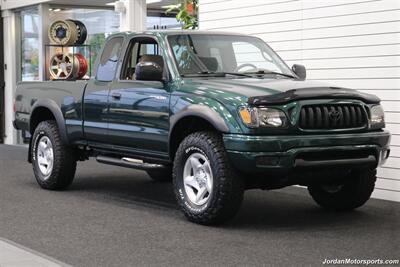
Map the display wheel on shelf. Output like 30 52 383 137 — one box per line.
68 20 87 45
48 20 78 45
48 20 87 45
49 53 88 80
47 19 90 80
74 53 88 79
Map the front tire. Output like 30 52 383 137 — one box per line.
31 120 77 190
308 169 377 211
173 131 244 225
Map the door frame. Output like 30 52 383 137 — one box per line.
0 16 5 144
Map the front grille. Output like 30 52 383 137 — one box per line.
299 104 367 130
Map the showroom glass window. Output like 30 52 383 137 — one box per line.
21 8 40 81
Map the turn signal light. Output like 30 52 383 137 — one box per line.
239 108 252 124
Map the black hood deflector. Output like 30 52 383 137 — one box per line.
248 87 380 105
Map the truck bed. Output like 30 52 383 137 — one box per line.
15 80 88 138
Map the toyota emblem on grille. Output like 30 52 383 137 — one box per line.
329 110 342 121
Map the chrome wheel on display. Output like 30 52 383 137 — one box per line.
49 53 87 80
49 53 76 79
36 136 54 179
183 152 213 206
48 20 78 45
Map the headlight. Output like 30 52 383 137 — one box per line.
370 105 385 129
239 107 288 128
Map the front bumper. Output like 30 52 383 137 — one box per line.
223 130 391 173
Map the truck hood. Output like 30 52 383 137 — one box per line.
181 78 380 106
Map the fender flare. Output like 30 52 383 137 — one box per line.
30 99 69 145
169 104 230 137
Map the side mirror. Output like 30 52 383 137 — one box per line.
135 61 163 82
292 64 306 81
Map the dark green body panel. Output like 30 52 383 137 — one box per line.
14 31 391 176
15 80 87 143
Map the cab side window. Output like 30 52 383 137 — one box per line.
96 37 124 82
121 37 163 80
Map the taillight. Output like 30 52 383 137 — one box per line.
13 98 16 113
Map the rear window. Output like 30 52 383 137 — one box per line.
96 37 124 82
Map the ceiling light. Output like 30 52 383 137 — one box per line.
106 2 117 6
147 0 162 3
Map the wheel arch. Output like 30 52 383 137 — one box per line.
169 105 230 159
30 99 69 145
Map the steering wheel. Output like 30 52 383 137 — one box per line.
234 63 258 72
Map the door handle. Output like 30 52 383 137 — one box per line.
111 92 121 100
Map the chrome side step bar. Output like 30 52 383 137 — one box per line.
96 155 165 170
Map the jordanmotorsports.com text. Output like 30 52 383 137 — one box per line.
323 258 399 265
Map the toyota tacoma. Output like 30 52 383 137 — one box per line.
14 31 391 225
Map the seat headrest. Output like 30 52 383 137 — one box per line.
140 55 164 68
199 57 219 72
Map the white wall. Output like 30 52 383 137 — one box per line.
199 0 400 202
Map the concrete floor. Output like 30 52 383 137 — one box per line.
0 145 399 267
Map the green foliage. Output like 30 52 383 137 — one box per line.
166 0 198 30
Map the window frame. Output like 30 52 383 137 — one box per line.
118 34 170 83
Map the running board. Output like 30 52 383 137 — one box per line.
96 155 165 170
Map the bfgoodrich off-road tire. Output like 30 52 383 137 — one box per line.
173 131 244 225
308 169 377 211
146 166 172 182
31 120 77 190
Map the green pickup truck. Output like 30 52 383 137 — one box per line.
14 31 391 225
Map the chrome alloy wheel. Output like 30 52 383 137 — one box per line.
183 152 213 206
37 136 54 179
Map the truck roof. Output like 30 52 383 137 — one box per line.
114 30 249 38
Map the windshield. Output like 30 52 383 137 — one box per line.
167 34 294 77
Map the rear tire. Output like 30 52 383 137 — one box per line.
173 131 244 225
31 120 77 190
308 169 377 211
146 167 172 182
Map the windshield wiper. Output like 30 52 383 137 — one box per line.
220 72 253 77
181 71 225 77
181 71 252 78
244 70 296 79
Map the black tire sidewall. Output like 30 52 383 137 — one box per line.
308 169 376 211
146 166 172 182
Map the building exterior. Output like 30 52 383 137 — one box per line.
199 0 400 202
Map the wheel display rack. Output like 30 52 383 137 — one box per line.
45 44 91 81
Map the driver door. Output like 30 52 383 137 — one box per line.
107 36 170 156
